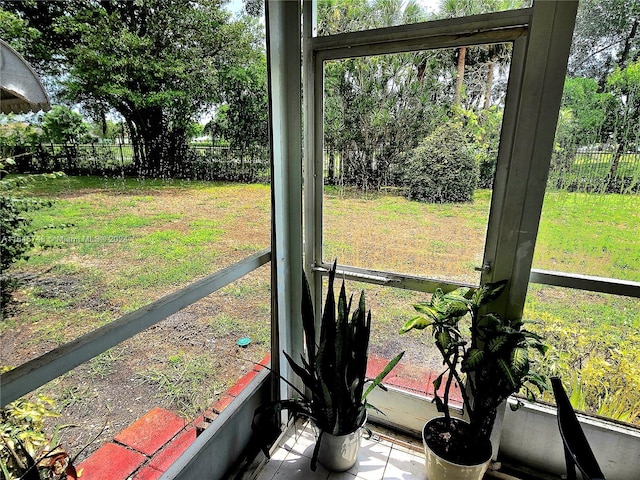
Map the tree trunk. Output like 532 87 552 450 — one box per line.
607 141 624 193
618 18 638 68
454 46 467 106
484 61 495 110
328 149 335 184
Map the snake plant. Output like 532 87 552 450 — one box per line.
252 261 404 470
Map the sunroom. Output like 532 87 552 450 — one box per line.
2 1 639 479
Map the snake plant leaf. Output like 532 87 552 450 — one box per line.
318 262 337 367
283 351 316 392
301 269 316 369
462 348 484 372
364 401 385 416
335 282 348 377
399 315 433 333
362 351 405 399
311 430 324 471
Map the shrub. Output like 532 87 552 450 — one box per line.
403 123 477 203
0 160 60 312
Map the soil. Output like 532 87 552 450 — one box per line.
423 417 492 466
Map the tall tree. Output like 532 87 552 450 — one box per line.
319 0 441 188
206 42 268 175
438 0 527 109
2 1 261 177
568 0 640 85
605 60 640 189
41 106 89 144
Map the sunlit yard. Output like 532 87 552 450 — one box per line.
2 177 639 429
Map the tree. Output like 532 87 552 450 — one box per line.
605 60 640 189
206 48 268 154
568 0 640 86
0 8 40 56
403 122 478 203
320 0 443 188
437 0 527 109
41 106 88 144
2 1 262 178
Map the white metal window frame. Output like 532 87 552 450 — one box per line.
303 1 640 305
299 4 640 478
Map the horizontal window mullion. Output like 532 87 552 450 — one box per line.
529 268 640 299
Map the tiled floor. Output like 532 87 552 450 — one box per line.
254 421 426 480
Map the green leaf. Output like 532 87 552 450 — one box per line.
413 303 438 317
432 371 444 392
488 335 508 353
399 315 433 333
472 280 507 307
283 352 315 393
497 358 518 390
301 269 316 368
436 331 452 350
363 351 405 400
511 347 529 375
462 348 484 371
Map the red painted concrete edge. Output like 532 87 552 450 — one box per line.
80 353 455 479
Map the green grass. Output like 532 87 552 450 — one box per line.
534 192 640 280
136 353 225 418
5 176 640 425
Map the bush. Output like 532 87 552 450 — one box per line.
0 160 60 312
403 123 477 203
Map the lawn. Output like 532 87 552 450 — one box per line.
2 176 639 461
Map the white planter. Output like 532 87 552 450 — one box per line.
423 418 492 480
316 426 364 472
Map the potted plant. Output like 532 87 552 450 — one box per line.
399 280 548 480
252 262 404 472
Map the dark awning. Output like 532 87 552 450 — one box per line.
0 39 51 114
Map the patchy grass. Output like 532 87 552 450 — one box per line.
2 176 639 452
137 352 226 418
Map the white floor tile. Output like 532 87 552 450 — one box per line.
253 422 428 480
383 445 425 479
282 424 318 458
273 451 330 479
327 472 358 480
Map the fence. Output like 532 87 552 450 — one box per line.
8 142 270 183
5 142 639 194
323 146 640 195
548 147 640 194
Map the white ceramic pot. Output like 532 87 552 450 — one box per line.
316 427 363 472
423 418 492 480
